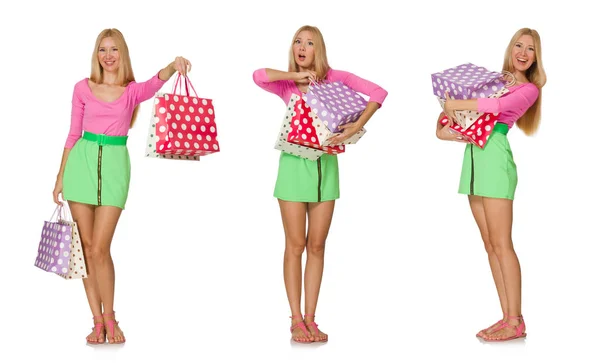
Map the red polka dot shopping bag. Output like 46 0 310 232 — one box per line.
439 113 500 149
145 74 219 160
275 94 325 161
34 203 88 280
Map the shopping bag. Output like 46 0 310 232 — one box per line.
34 204 87 279
439 113 500 148
304 80 368 134
145 74 219 159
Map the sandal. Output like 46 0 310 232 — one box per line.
304 314 328 343
86 315 105 345
476 314 507 337
103 311 126 344
481 315 526 342
290 315 312 343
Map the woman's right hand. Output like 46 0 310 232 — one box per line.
53 178 63 205
436 113 468 143
295 71 318 84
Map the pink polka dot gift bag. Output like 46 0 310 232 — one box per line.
34 203 88 280
439 113 500 149
145 74 219 160
303 80 368 134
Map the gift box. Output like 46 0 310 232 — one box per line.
286 94 367 155
432 63 507 100
304 81 367 133
439 113 500 149
436 87 509 129
145 74 219 159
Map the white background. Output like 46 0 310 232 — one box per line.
1 0 598 362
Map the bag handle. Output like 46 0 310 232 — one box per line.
49 203 66 222
172 73 199 97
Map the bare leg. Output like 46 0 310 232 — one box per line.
278 200 312 343
481 197 524 340
468 196 508 336
68 201 105 344
91 206 125 343
304 201 334 342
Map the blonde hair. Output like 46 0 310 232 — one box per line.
288 25 330 80
90 28 139 127
502 28 547 135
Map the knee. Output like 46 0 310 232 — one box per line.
91 244 111 264
489 236 513 258
285 238 306 257
307 239 326 257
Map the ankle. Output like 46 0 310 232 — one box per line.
303 313 315 323
290 315 304 325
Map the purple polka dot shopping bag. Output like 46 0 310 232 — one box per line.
303 81 368 134
34 203 88 280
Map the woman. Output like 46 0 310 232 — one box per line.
52 28 192 344
253 25 388 343
436 28 546 342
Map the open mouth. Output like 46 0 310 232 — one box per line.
298 55 306 61
104 60 116 66
516 57 528 66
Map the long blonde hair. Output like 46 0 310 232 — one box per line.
90 28 139 127
502 28 547 135
288 25 330 80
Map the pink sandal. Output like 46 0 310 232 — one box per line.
290 315 312 343
476 314 507 337
86 316 105 345
304 314 328 343
103 312 126 344
481 315 526 342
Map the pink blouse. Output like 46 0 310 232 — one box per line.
65 73 166 148
477 82 539 129
252 68 388 106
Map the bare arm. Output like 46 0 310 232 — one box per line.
158 56 192 81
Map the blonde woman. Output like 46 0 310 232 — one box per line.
436 28 547 341
52 28 191 344
253 25 388 343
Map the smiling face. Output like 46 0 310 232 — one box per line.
97 37 120 73
512 34 536 73
292 30 315 70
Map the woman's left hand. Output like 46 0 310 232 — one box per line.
173 56 192 76
327 122 361 145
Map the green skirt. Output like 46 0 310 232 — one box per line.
274 152 340 202
63 132 131 209
458 123 517 200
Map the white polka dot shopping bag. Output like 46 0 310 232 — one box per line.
34 203 88 280
439 113 500 149
275 94 325 161
145 74 219 160
303 81 368 134
286 95 367 155
431 63 510 100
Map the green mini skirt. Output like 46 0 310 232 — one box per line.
63 132 131 209
274 152 340 203
458 123 517 200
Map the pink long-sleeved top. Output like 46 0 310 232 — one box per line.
252 68 388 107
64 73 167 148
477 82 539 129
